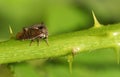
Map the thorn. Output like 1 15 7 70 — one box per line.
9 25 14 38
67 54 73 74
92 11 101 28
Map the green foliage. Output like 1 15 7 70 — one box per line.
10 62 39 77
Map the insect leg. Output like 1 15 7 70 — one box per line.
44 37 49 46
30 36 41 46
36 38 42 46
29 39 34 46
36 39 39 46
35 34 49 46
29 37 38 46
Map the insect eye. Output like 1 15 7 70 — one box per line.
38 26 44 29
23 28 28 31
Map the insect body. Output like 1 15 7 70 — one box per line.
16 22 49 46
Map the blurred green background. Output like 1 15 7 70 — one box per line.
0 0 120 77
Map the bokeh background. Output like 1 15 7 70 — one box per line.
0 0 120 77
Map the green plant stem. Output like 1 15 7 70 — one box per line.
0 24 120 64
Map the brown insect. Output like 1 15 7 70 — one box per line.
16 22 49 46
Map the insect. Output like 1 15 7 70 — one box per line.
16 22 49 46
